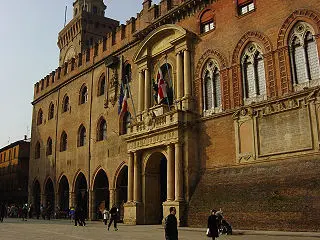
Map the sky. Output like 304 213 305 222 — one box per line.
0 0 161 148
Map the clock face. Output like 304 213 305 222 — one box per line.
63 46 76 63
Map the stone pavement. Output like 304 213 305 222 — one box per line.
0 218 319 240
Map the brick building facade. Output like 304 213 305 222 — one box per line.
29 0 320 231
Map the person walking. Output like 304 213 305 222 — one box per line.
102 208 109 226
108 205 119 231
164 207 178 240
0 203 6 222
207 209 219 240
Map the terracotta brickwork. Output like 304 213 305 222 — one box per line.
29 0 320 230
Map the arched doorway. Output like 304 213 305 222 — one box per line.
44 178 55 211
32 180 41 217
93 169 109 220
115 165 128 222
144 152 167 224
75 172 88 218
58 176 69 214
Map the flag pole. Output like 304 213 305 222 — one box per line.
126 75 137 119
64 5 67 27
165 54 176 109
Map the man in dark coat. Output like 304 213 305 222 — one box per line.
108 205 119 231
207 209 219 240
0 203 6 222
165 207 178 240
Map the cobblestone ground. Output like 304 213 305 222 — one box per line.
0 218 319 240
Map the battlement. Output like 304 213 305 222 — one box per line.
33 0 206 101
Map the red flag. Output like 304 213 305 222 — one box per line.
157 68 167 103
120 88 128 115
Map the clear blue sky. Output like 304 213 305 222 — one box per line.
0 0 161 148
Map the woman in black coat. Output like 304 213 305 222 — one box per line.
207 209 219 240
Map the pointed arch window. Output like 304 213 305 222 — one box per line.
200 10 215 34
48 103 54 120
202 59 222 114
98 75 106 97
78 125 86 147
62 95 70 113
60 131 68 152
37 109 43 125
46 137 52 156
79 85 88 104
289 22 320 88
35 142 40 159
97 118 107 141
241 42 266 103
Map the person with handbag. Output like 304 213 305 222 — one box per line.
207 209 219 239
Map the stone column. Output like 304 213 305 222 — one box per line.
138 70 145 113
133 152 141 202
175 142 184 201
144 68 151 111
183 50 191 97
109 188 115 208
128 152 134 202
69 191 76 208
176 52 184 99
167 144 175 201
89 190 95 220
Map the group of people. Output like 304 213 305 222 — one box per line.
102 205 119 231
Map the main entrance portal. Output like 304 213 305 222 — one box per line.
144 152 167 224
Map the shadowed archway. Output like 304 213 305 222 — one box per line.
32 180 41 218
75 173 88 218
115 165 128 222
93 169 109 220
58 176 69 214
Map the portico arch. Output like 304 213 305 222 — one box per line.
58 175 69 213
32 179 41 217
144 151 167 224
92 169 109 220
74 172 88 218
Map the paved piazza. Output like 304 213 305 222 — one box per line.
0 219 319 240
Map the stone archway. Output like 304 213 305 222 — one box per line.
58 176 69 213
115 165 128 222
74 172 88 218
93 169 109 220
44 178 55 215
144 152 167 224
32 180 41 217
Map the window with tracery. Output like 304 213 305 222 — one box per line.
97 118 107 141
62 95 69 113
202 59 221 113
37 109 43 125
60 131 68 152
241 42 266 103
78 125 86 147
289 22 320 89
79 85 88 104
46 137 52 156
98 75 106 96
48 103 54 120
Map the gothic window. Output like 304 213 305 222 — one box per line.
79 85 88 104
289 22 320 87
200 10 215 34
48 102 54 120
46 137 52 156
62 95 69 113
98 74 106 97
237 0 255 15
78 125 86 147
97 118 107 141
35 142 40 159
241 42 266 102
60 131 68 152
37 109 43 125
202 59 221 112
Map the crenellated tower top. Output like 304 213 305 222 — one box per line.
73 0 106 17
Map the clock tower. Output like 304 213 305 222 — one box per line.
58 0 119 65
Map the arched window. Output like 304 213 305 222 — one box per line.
37 109 43 125
78 125 86 147
60 131 68 152
241 42 266 103
79 85 88 104
289 22 320 88
97 118 107 141
62 95 69 113
202 59 221 113
48 102 54 120
200 10 215 34
98 74 106 96
46 137 52 156
35 142 40 159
